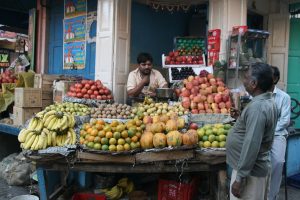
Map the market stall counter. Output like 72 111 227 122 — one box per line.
33 148 227 200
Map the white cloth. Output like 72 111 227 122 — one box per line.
230 169 270 200
268 135 287 200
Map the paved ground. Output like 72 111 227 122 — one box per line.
0 177 299 200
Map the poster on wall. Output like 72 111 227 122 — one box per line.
63 41 85 69
64 0 87 18
0 49 10 67
64 16 86 42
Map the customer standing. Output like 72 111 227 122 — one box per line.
226 63 278 199
268 66 291 200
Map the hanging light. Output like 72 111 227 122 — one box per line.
147 0 191 12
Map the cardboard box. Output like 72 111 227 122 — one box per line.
34 74 61 90
53 80 76 103
13 106 42 126
14 88 42 107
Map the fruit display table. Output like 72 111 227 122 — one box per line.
34 148 227 200
0 123 20 136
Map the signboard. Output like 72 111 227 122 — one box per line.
64 0 87 18
0 49 10 67
64 15 86 42
64 41 85 69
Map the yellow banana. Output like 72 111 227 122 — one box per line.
32 135 40 150
24 134 36 150
51 131 57 146
44 114 56 128
43 110 56 122
35 119 44 132
56 135 61 146
44 129 52 146
24 131 35 143
59 116 68 131
42 133 48 149
18 129 32 143
48 118 57 130
70 129 77 145
117 178 129 188
36 111 45 118
28 118 38 130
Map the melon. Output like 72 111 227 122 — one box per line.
166 131 182 147
153 133 167 148
140 132 153 149
151 122 165 133
165 119 178 132
182 129 198 146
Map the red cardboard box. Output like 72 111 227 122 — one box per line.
208 29 221 37
208 50 220 66
158 179 198 200
72 193 106 200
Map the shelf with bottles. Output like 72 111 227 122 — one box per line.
228 29 269 69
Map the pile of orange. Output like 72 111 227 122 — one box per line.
80 118 145 152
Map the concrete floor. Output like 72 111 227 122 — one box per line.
0 177 299 200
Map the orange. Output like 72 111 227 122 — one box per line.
106 131 113 139
94 136 101 143
97 119 105 125
125 138 131 144
113 132 121 139
84 124 91 131
98 130 106 138
90 129 98 136
110 120 119 127
109 138 117 145
79 137 85 144
136 132 142 139
131 136 138 142
87 135 95 142
101 138 109 145
117 138 125 145
87 127 93 134
95 124 103 131
121 130 128 138
124 143 130 151
80 130 86 136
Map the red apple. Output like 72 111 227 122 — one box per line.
87 89 93 95
189 123 198 130
218 102 226 109
207 95 214 103
197 103 204 110
214 94 222 103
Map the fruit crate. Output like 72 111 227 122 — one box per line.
174 37 206 51
162 54 206 68
168 66 213 83
158 178 198 200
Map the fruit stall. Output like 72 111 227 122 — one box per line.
4 69 236 200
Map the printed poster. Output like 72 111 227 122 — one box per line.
64 0 87 18
64 41 85 69
64 15 86 42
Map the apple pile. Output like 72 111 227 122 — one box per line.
0 70 17 85
178 72 231 114
164 50 204 65
67 79 113 100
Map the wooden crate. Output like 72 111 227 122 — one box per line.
77 152 135 164
34 74 61 90
42 99 53 109
13 106 42 126
42 90 53 100
14 88 42 107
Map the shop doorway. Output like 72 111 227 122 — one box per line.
288 3 300 128
47 0 97 80
130 1 208 81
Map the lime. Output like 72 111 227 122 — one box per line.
203 141 211 148
208 135 216 142
211 141 219 148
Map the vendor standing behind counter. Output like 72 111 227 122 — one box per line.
127 52 168 99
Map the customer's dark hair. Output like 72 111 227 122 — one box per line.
250 63 273 92
137 52 153 64
271 66 280 84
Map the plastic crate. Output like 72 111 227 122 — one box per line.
158 179 197 200
72 193 106 200
287 173 300 189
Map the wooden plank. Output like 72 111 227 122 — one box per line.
77 151 135 164
38 162 212 173
135 150 194 164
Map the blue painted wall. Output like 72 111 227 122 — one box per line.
48 0 97 79
130 2 193 66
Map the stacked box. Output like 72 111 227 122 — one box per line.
13 88 43 126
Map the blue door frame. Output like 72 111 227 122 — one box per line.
48 0 97 80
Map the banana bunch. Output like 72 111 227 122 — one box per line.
101 186 123 200
27 117 44 132
100 178 134 200
43 110 75 131
18 127 77 150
